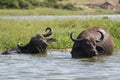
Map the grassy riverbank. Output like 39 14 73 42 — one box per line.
0 18 120 52
0 8 81 15
0 8 119 16
0 0 119 15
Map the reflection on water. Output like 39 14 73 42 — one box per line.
0 50 120 80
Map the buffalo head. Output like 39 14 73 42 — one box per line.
70 26 114 58
17 27 56 54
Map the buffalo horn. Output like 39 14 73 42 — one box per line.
70 32 83 42
17 43 23 48
96 31 104 42
43 27 53 37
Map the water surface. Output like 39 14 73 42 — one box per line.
0 14 120 20
0 50 120 80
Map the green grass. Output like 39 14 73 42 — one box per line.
0 8 119 16
0 18 120 52
0 8 81 16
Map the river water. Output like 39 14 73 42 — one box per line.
0 50 120 80
0 14 120 20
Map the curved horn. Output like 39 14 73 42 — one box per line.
43 27 53 37
17 43 23 48
96 31 104 42
70 32 83 42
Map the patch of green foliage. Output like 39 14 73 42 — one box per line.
0 0 35 9
0 0 76 10
0 18 120 52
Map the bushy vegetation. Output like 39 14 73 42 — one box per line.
0 19 119 51
0 0 76 10
0 0 34 9
0 0 119 14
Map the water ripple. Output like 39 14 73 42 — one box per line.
0 50 120 80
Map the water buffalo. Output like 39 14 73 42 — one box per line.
1 27 56 55
70 26 114 58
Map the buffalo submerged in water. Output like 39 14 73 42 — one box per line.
1 27 57 55
70 26 114 58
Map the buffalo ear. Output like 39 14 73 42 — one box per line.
47 38 57 43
